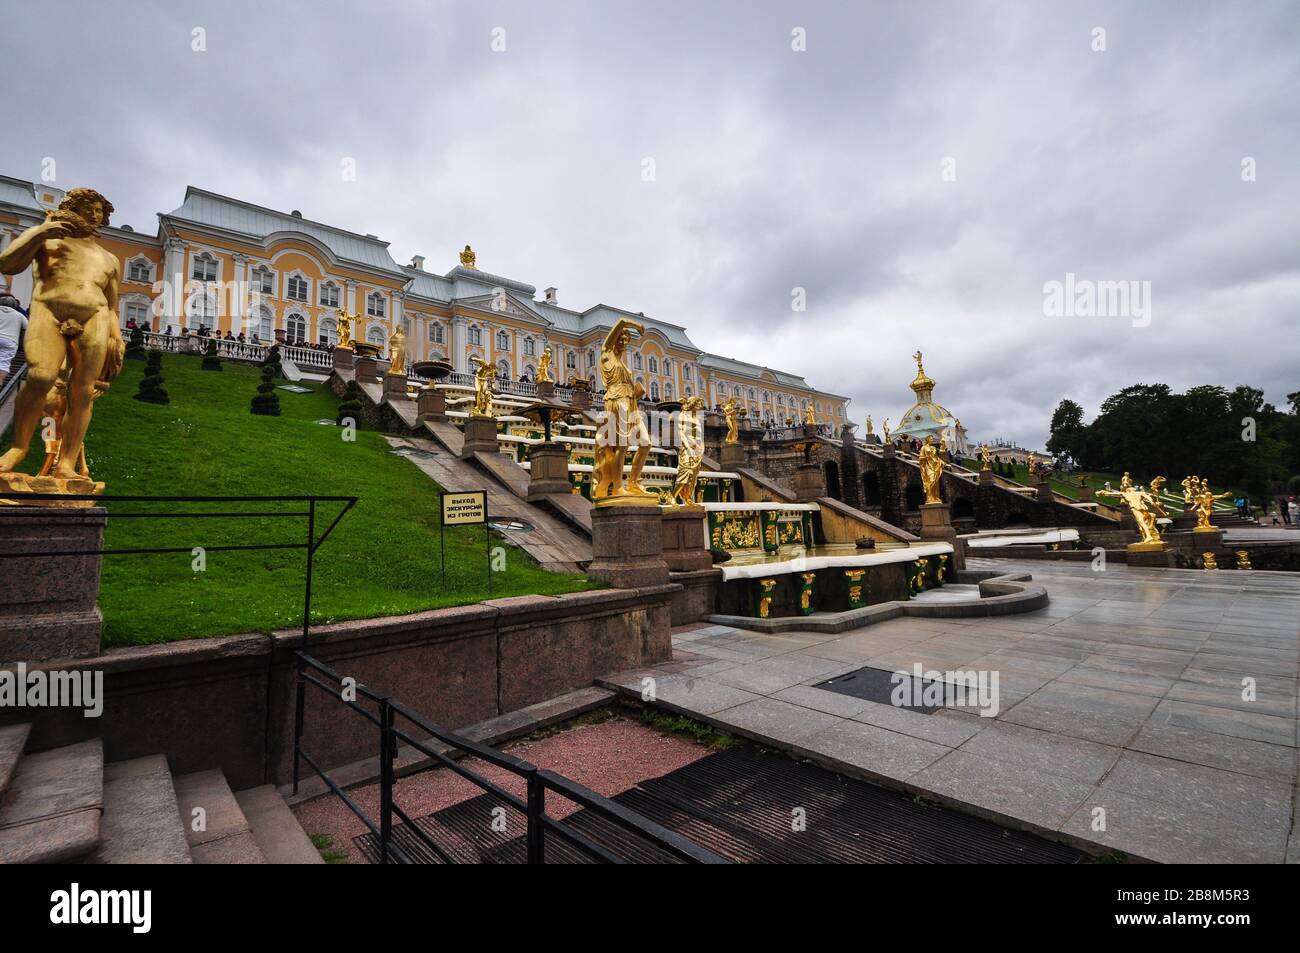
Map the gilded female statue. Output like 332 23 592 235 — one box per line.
592 317 654 503
387 324 406 375
723 396 739 444
670 396 706 507
918 435 944 504
471 359 495 417
536 346 552 383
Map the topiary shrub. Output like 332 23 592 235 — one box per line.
336 379 362 427
133 350 169 404
201 337 222 371
262 343 284 380
126 326 146 360
250 364 281 416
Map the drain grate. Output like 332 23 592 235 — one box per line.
814 665 940 713
277 384 313 393
488 517 534 533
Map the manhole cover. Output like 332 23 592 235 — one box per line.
389 447 438 460
488 518 533 533
278 384 313 393
814 665 940 714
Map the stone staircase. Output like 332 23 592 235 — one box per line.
0 724 321 864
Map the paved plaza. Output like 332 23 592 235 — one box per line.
601 559 1300 863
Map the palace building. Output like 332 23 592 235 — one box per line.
0 175 850 425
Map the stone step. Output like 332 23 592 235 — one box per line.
0 737 103 863
0 723 31 799
85 754 192 864
173 769 265 864
235 785 323 864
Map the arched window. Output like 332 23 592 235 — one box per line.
586 350 595 367
496 359 510 378
286 274 309 302
126 258 152 283
633 353 643 370
254 305 273 341
663 358 672 376
286 313 307 344
318 316 338 346
648 356 658 374
468 325 482 346
318 281 340 308
191 252 218 282
186 289 217 328
650 381 660 401
684 385 692 397
122 298 151 329
683 364 692 381
525 364 536 379
252 266 274 295
748 388 756 400
496 330 510 351
429 323 445 344
718 383 727 396
366 292 385 317
664 381 673 400
366 325 386 351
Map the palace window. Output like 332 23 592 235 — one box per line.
648 356 658 374
252 266 274 295
664 381 673 400
319 281 340 308
191 252 218 282
186 290 217 327
748 388 756 400
663 358 672 376
650 381 660 401
318 317 338 346
366 325 386 350
587 350 595 367
684 385 693 397
429 323 445 344
683 364 692 381
633 353 643 370
717 383 727 396
525 364 536 379
468 325 482 346
124 300 150 329
496 360 510 378
127 258 152 283
523 337 536 357
366 292 385 317
287 275 308 302
255 306 273 341
286 313 307 344
566 351 576 369
496 330 510 351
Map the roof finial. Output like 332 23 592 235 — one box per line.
460 244 477 269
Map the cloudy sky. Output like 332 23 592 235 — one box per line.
4 1 1295 448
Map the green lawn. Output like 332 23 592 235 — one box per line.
3 352 594 647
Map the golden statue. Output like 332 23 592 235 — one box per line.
1097 471 1169 550
592 317 655 505
336 308 355 349
918 435 944 504
669 396 706 508
1027 456 1040 478
1181 475 1201 511
882 417 891 442
470 359 496 418
536 346 552 383
1202 552 1218 571
864 414 873 435
722 396 739 444
1193 481 1232 531
804 402 816 426
938 434 948 455
387 324 406 375
459 244 477 269
0 188 124 496
979 444 992 471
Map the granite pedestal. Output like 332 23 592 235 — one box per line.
526 443 571 500
793 462 826 502
382 372 409 402
586 503 669 589
659 506 713 572
719 442 747 470
354 356 379 384
978 468 994 487
331 347 355 372
919 501 965 572
460 415 500 458
0 507 106 663
536 380 555 401
416 387 447 423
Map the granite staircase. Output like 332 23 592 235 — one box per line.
0 724 321 864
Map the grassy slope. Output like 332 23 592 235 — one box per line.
3 353 593 647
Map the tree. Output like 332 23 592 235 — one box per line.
125 326 146 361
262 343 283 380
336 379 362 427
201 338 222 371
1046 398 1087 465
249 364 281 416
133 350 169 405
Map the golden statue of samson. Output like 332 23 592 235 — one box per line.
0 188 125 498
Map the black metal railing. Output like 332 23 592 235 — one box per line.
293 651 728 865
0 354 26 411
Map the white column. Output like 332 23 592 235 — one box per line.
345 280 357 315
162 238 185 333
452 317 468 372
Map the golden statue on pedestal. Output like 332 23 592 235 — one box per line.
470 359 496 418
1181 475 1200 512
387 324 406 375
1193 481 1232 531
865 414 873 436
918 435 944 504
722 396 739 444
0 188 124 499
1097 471 1169 549
336 308 356 349
669 395 706 508
979 444 992 471
592 318 655 505
804 402 816 426
536 346 552 383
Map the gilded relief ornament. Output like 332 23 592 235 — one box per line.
592 318 655 505
0 187 125 500
918 436 944 504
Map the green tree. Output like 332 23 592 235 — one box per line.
1046 398 1087 465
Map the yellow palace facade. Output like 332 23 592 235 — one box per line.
0 174 849 423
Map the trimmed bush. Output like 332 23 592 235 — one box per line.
250 364 281 416
201 338 222 371
125 326 146 360
262 343 283 380
336 379 362 427
133 350 169 405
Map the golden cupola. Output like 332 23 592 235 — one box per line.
909 350 936 400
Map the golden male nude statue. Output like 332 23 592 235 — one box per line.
593 317 655 505
0 188 125 492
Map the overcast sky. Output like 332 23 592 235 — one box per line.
3 1 1295 448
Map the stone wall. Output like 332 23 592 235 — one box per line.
0 585 677 789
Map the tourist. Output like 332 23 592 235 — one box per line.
1290 498 1299 527
0 293 27 388
1277 493 1292 525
